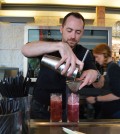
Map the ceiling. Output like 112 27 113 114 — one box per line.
0 0 120 27
1 0 120 7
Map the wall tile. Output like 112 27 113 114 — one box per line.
11 24 24 49
11 50 24 71
0 50 11 63
0 23 25 71
0 24 13 49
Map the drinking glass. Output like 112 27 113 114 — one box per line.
67 93 79 122
0 111 22 134
50 93 62 122
18 95 32 134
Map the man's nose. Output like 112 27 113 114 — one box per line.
71 32 76 38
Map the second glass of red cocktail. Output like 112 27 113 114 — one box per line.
67 93 79 122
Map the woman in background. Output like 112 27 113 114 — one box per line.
86 43 120 119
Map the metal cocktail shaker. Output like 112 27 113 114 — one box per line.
41 55 79 80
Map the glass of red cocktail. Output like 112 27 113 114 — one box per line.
50 93 62 122
67 93 79 122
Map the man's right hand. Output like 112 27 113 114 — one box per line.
55 42 84 77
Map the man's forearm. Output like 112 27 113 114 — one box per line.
21 41 60 57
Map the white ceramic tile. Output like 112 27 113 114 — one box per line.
11 24 25 49
0 24 13 49
11 50 24 71
0 50 11 63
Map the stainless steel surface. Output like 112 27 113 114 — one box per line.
41 55 79 80
30 120 120 134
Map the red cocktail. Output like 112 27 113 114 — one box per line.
68 104 79 122
67 93 79 122
50 94 62 122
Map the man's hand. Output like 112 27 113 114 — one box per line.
55 42 84 77
77 69 98 90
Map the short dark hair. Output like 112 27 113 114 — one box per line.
62 12 85 28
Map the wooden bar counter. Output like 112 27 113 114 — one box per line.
30 119 120 134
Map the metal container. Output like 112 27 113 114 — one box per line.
41 55 79 80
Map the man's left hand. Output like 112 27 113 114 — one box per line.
77 69 98 90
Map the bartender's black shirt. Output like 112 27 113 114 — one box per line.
33 44 97 106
